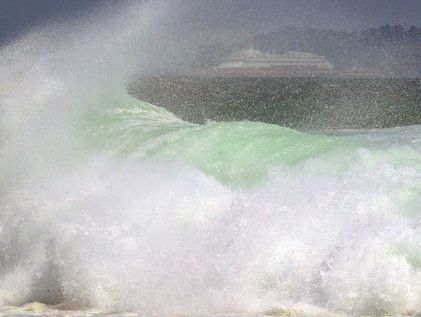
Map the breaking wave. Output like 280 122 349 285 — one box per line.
1 1 420 316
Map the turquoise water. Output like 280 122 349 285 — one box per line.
86 95 421 185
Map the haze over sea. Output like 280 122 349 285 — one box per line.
0 1 420 316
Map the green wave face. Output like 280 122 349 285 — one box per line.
85 95 421 228
86 95 420 187
149 121 340 185
85 95 340 185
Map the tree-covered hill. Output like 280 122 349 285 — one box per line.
194 25 421 77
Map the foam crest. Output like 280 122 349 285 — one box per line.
1 144 421 315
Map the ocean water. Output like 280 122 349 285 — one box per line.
1 2 421 317
129 77 421 129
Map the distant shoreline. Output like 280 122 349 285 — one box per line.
184 68 420 79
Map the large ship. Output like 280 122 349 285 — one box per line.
217 49 334 71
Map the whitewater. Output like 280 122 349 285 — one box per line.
0 1 420 316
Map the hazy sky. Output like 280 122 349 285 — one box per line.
1 0 420 44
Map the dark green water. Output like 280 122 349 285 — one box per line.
129 77 421 129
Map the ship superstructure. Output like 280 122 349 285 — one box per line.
217 49 333 71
